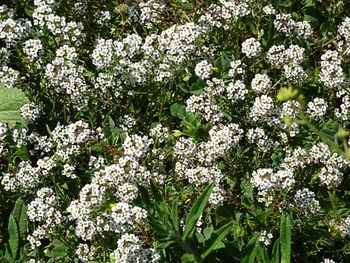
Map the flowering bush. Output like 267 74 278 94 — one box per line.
1 0 350 262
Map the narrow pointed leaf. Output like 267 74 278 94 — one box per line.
18 204 28 240
12 198 24 222
182 184 214 240
201 221 232 259
170 197 179 231
280 213 291 263
8 215 19 260
241 233 260 263
271 238 280 263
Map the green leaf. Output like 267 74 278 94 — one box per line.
182 184 214 240
150 180 163 202
156 240 175 249
274 0 293 7
0 87 29 127
181 2 194 10
190 79 205 94
241 233 260 263
203 226 214 240
183 75 191 81
108 115 115 130
11 197 28 240
196 233 206 243
0 257 13 263
170 103 186 119
46 239 68 258
256 244 270 263
50 246 67 257
280 213 291 263
271 238 280 263
12 198 24 222
170 197 179 232
18 204 28 240
8 215 19 260
181 253 196 263
14 146 29 160
201 221 232 259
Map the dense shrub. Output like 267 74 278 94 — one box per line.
1 0 350 262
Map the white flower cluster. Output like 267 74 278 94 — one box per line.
27 187 62 224
13 128 28 147
130 0 166 29
0 122 7 140
65 132 163 241
251 168 295 205
0 15 32 47
226 80 248 102
51 120 102 161
27 188 63 248
274 13 313 39
337 17 350 56
318 166 343 189
249 95 280 126
1 161 40 191
92 72 122 96
45 45 89 108
76 243 97 263
123 134 153 159
335 94 350 120
319 50 344 88
62 164 77 179
0 66 19 88
259 231 273 246
268 44 305 65
338 216 350 237
228 59 245 77
198 0 250 30
150 124 169 143
92 22 204 85
280 100 302 137
293 188 320 215
307 98 328 120
37 156 56 176
174 123 242 203
199 123 244 165
241 38 262 58
32 0 85 45
209 186 226 206
95 10 111 25
110 233 160 263
280 143 349 190
247 127 279 152
23 39 43 61
186 78 225 123
263 5 276 15
20 102 41 122
267 44 307 84
0 122 7 156
0 47 10 65
116 115 136 134
251 74 272 94
195 60 213 80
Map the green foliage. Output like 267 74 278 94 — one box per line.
182 184 214 241
280 213 292 263
7 215 19 261
2 0 350 262
0 87 29 127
